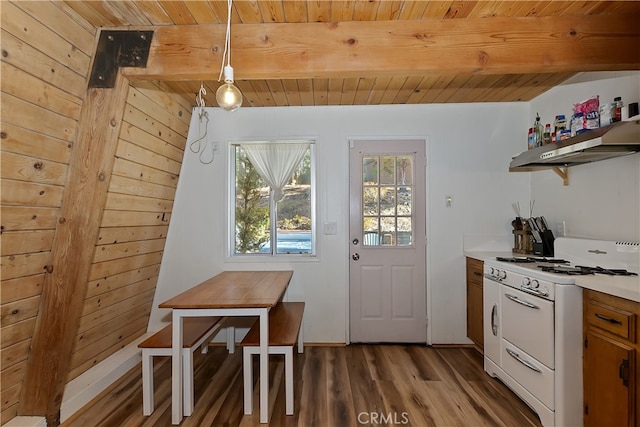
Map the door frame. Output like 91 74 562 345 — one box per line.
345 136 431 345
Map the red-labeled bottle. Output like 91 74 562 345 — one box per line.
614 97 623 122
543 124 551 145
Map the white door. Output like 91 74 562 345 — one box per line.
349 139 426 343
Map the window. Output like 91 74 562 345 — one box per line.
232 141 315 255
362 155 414 247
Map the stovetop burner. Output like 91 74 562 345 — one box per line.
575 266 638 276
496 256 569 264
496 257 534 263
538 266 594 275
538 265 638 276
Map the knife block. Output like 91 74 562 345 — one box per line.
513 230 533 254
533 230 555 257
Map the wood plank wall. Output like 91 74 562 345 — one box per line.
66 81 191 382
0 1 192 423
1 2 95 421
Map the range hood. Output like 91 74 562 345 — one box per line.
510 119 640 171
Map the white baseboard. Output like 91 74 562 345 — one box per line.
4 417 47 427
59 334 152 423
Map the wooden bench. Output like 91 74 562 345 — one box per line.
240 302 305 416
138 316 223 416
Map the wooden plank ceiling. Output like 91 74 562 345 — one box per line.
67 1 640 107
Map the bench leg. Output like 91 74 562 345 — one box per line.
227 326 236 354
183 349 194 416
243 348 253 415
297 316 304 354
285 347 294 415
141 350 154 416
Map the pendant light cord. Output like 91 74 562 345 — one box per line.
218 0 233 82
190 82 214 164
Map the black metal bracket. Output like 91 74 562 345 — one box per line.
88 30 154 88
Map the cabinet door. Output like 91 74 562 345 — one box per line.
467 282 483 348
584 331 635 427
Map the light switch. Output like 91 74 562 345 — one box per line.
324 222 337 235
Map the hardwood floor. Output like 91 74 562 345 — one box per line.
62 345 542 427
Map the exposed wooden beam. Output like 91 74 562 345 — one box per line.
125 14 640 81
19 71 130 424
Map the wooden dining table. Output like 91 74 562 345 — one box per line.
159 270 293 425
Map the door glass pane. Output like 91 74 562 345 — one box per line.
379 187 396 216
363 157 379 184
361 154 414 247
397 217 412 246
363 187 379 215
398 187 412 216
380 157 395 185
380 217 396 246
397 157 413 185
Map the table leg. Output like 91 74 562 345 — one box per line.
259 308 269 423
172 312 183 424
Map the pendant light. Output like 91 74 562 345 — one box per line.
216 0 242 111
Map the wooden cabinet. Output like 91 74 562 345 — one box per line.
466 257 484 351
583 289 639 427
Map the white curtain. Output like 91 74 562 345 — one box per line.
241 142 309 201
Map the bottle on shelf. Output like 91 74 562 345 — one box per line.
614 97 623 122
554 114 567 133
543 123 551 145
534 113 543 147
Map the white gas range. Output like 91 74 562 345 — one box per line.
482 237 639 427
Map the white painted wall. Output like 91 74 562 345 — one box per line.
150 102 528 344
528 71 640 242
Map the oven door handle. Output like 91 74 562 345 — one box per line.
491 304 498 336
505 293 539 309
506 348 542 373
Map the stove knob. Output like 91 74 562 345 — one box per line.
531 279 540 289
489 267 495 276
523 277 531 287
499 270 507 280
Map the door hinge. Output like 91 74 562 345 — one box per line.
584 336 588 348
585 404 589 415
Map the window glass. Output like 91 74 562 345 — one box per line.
362 155 414 247
233 143 314 255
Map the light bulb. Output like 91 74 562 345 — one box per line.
216 65 243 111
216 83 242 111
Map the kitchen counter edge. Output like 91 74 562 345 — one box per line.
463 250 516 261
463 251 640 303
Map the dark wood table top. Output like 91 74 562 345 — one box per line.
159 270 293 309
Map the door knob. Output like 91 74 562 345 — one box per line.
352 238 359 245
352 253 360 261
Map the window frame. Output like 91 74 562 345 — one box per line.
228 139 317 258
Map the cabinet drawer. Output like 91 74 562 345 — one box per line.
466 257 484 286
586 299 635 342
